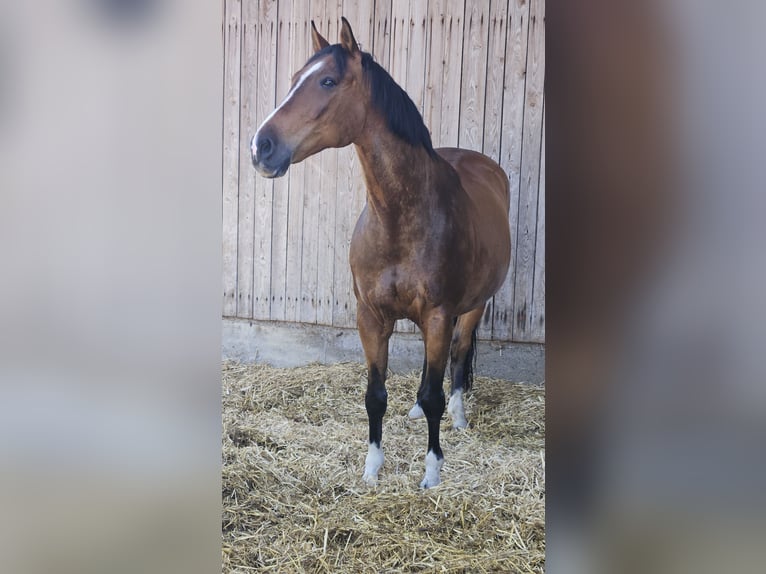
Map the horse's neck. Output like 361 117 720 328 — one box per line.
353 125 439 223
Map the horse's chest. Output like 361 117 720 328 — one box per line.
352 260 421 313
349 209 455 319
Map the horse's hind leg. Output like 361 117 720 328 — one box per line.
410 306 483 427
357 304 394 485
448 306 485 429
417 311 453 488
407 355 427 420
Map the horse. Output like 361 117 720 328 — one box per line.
251 18 511 488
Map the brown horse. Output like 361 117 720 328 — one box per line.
251 18 511 488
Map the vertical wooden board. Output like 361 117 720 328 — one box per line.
475 0 509 340
512 0 544 342
389 0 415 335
251 0 278 320
299 2 331 324
457 0 489 153
370 0 394 326
332 155 361 329
348 1 370 267
529 98 545 342
236 0 260 319
398 2 427 333
222 0 242 317
372 0 392 67
342 0 374 53
333 0 371 329
437 0 465 147
492 0 530 340
284 2 310 323
315 1 341 326
405 0 429 114
457 0 489 336
300 152 322 323
389 0 410 94
332 2 355 330
269 4 292 321
423 0 446 138
482 0 508 162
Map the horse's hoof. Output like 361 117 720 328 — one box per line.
420 450 444 488
419 476 439 488
362 471 379 486
363 443 383 485
447 391 468 429
408 402 425 419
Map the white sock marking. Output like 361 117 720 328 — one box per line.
408 402 424 419
447 390 468 429
420 450 444 488
252 60 326 156
362 442 384 485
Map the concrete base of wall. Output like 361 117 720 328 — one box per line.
222 318 544 384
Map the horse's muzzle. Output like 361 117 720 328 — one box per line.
251 133 291 178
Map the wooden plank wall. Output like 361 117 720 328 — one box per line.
221 0 545 343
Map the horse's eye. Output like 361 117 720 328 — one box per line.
320 77 337 88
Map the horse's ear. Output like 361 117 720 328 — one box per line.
311 21 329 53
339 17 359 55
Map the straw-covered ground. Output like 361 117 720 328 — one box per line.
222 361 545 573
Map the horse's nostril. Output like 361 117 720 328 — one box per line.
257 135 273 159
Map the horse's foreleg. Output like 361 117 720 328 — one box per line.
417 312 453 488
357 305 393 485
448 305 485 429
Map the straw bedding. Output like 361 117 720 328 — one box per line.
222 361 545 573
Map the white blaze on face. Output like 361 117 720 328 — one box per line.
251 60 327 158
362 442 384 485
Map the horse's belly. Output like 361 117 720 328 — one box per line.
437 146 512 302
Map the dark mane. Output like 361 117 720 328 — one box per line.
361 52 435 156
311 45 435 155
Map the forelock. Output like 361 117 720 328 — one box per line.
306 44 348 79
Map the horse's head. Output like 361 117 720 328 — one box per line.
251 18 367 178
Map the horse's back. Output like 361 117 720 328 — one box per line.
436 147 510 213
